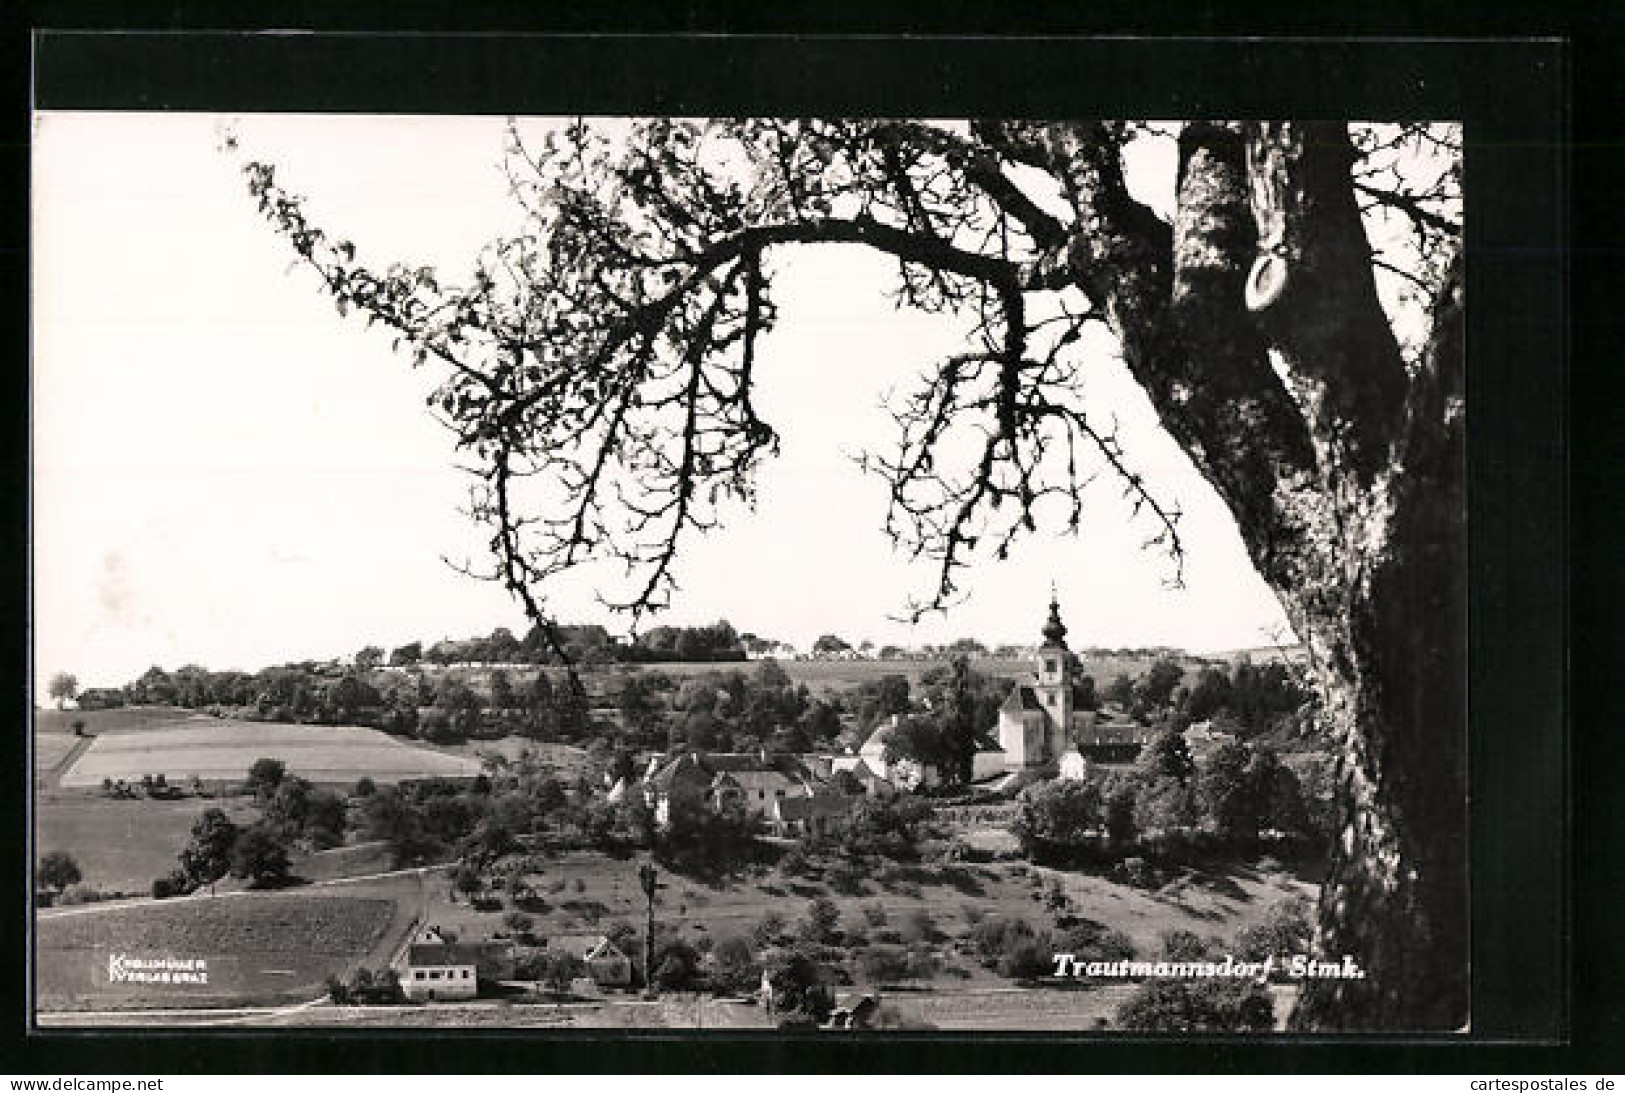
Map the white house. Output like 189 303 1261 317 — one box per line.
396 925 513 1000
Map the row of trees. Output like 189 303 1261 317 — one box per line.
1012 733 1331 865
1101 655 1311 736
384 620 749 669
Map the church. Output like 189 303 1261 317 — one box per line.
994 593 1146 772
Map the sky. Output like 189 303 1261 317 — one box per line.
32 112 1298 691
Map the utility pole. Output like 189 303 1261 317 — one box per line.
638 860 658 999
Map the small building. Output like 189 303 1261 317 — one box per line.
1057 749 1092 781
859 716 942 788
829 991 881 1029
768 792 855 838
398 925 515 997
399 943 481 1001
548 933 634 987
641 750 820 826
1073 711 1154 763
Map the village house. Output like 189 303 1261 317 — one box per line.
547 933 634 988
766 792 855 838
396 924 514 1000
637 750 823 826
857 714 1005 787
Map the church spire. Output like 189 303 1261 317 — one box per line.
1042 587 1069 648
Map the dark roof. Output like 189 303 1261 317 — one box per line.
549 934 629 961
1002 684 1047 713
775 794 856 821
1075 720 1151 746
726 769 804 792
406 943 486 968
648 751 813 790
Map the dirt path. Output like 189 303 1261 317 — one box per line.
40 733 96 790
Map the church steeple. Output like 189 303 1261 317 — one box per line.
1041 587 1069 649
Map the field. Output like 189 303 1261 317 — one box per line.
35 890 411 1011
36 706 220 735
35 795 263 894
58 720 483 788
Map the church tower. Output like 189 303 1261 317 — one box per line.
1033 592 1073 761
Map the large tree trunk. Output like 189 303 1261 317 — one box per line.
1288 252 1467 1031
1036 120 1468 1031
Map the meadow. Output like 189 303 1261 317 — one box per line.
59 720 483 788
35 795 263 895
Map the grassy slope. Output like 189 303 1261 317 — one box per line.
408 848 1314 985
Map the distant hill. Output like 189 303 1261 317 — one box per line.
1207 644 1310 665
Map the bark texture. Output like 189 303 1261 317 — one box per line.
1032 120 1467 1031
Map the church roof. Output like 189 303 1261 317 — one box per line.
1041 595 1069 648
1001 684 1047 714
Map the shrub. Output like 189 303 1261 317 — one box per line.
1234 896 1314 962
653 940 703 990
752 911 788 949
343 966 407 1005
1060 921 1138 963
780 843 815 878
1116 856 1158 889
800 896 841 944
709 934 760 995
56 883 103 906
998 928 1056 980
857 944 912 984
903 909 940 944
503 911 535 941
1115 979 1275 1032
970 916 1024 964
870 1003 936 1029
37 851 82 895
828 858 866 893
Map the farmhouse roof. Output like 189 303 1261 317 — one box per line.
773 794 854 821
1073 718 1152 746
549 934 628 962
726 769 806 795
860 717 903 753
647 750 813 791
406 943 485 968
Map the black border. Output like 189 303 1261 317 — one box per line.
7 19 1591 1075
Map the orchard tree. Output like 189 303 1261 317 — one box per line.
47 672 79 710
37 851 82 897
230 824 292 887
244 117 1465 1031
180 807 241 890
